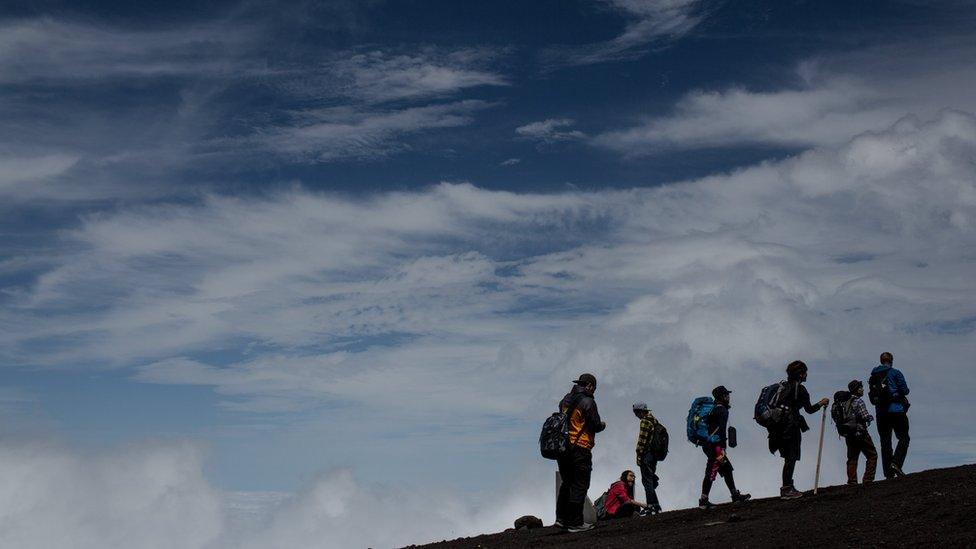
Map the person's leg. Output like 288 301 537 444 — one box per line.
566 447 592 526
639 456 660 508
608 502 637 519
700 446 717 506
845 436 859 484
892 413 910 471
720 459 737 494
862 433 878 482
782 458 796 487
877 413 894 478
556 454 575 524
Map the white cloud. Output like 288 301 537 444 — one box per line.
3 111 976 546
328 49 508 103
515 118 586 144
0 18 257 83
0 154 79 196
547 0 705 66
593 39 976 154
500 157 521 166
260 100 494 161
0 440 223 549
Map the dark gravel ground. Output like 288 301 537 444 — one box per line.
407 464 976 548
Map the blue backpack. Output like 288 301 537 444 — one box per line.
686 396 716 446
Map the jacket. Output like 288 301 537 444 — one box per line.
635 414 658 460
559 385 605 450
707 404 729 448
871 365 910 413
604 480 633 516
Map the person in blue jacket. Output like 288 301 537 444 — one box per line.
870 352 910 478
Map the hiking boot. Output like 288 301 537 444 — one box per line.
650 504 662 514
698 497 715 509
890 465 905 477
553 519 565 529
566 523 594 533
780 485 803 499
731 491 751 503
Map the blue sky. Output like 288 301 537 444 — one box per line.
2 1 976 547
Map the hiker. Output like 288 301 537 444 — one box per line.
697 386 751 509
768 360 829 499
633 402 664 514
870 352 910 478
603 470 649 519
555 373 605 533
834 380 878 484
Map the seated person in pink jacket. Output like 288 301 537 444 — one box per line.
604 470 649 519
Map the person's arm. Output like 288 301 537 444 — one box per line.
710 407 729 443
800 386 827 414
581 397 606 433
853 397 873 424
893 370 910 397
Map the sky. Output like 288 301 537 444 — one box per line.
1 0 976 547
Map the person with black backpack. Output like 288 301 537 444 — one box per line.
870 352 911 478
633 402 665 514
767 360 829 499
554 373 605 532
833 380 877 484
695 386 751 509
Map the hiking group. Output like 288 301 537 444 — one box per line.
540 352 911 533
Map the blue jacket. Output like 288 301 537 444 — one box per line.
871 364 910 413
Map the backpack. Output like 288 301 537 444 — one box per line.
754 381 788 428
593 491 608 520
686 396 716 446
539 395 582 460
868 370 892 407
831 391 859 437
649 422 669 461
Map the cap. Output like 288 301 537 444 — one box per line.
848 379 863 393
632 401 649 412
712 385 731 399
573 373 597 387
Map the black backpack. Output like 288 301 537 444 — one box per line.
754 381 788 428
539 395 582 460
831 391 859 436
868 370 892 407
649 422 669 461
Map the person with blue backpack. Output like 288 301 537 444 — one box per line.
688 386 751 509
870 352 910 478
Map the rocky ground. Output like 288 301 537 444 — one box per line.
408 464 976 548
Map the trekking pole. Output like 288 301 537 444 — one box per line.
813 406 827 494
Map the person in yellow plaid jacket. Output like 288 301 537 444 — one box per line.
633 402 662 514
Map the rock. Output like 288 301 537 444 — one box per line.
514 515 544 530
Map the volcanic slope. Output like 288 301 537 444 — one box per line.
409 464 976 548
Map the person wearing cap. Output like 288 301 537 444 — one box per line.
769 360 830 499
555 373 606 533
843 379 877 484
698 386 751 509
633 402 662 514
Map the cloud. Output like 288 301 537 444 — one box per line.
593 37 976 154
3 111 976 545
515 118 586 144
500 157 521 166
326 49 508 103
0 18 258 83
261 100 495 161
0 154 79 197
547 0 705 67
0 438 547 549
0 440 223 549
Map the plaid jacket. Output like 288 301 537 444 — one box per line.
635 415 657 460
851 395 874 426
